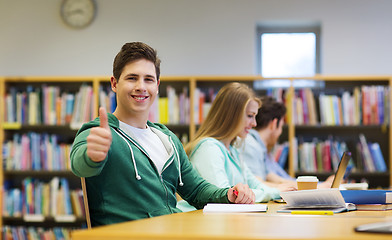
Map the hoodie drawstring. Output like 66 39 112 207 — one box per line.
170 137 184 187
115 130 142 181
115 128 183 186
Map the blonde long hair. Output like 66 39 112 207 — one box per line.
185 82 261 155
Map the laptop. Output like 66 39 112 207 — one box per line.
355 221 392 234
330 151 352 189
274 151 352 204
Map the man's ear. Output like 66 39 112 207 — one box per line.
270 118 278 130
110 76 117 93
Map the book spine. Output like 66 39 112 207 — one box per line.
369 142 387 172
358 134 376 172
341 190 392 204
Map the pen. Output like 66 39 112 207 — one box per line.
291 210 334 215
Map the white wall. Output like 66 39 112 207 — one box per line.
1 0 391 76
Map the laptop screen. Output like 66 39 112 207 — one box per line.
330 151 351 188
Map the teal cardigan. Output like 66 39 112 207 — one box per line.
189 137 281 202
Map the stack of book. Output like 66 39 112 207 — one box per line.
341 190 392 211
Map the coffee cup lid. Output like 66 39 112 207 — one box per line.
296 176 319 182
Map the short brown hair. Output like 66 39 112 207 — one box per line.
112 42 161 80
255 96 286 130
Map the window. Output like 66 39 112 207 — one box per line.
255 24 321 88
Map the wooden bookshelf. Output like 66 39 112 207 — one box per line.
0 77 95 232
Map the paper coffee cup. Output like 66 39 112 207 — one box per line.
296 176 319 190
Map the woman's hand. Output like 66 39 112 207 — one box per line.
228 183 255 204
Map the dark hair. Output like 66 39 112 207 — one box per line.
112 42 161 80
255 96 286 130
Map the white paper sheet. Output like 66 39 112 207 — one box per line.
203 203 267 213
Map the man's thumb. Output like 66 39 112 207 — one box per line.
99 107 109 129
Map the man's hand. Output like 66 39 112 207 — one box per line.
276 182 297 192
228 183 255 204
86 107 112 162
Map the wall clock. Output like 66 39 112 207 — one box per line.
61 0 96 29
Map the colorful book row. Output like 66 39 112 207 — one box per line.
100 85 218 125
154 87 190 124
272 85 390 126
356 134 387 172
99 85 191 125
270 142 289 168
2 133 71 171
4 84 95 129
295 137 350 172
3 177 85 218
193 87 215 125
294 134 387 173
2 226 74 240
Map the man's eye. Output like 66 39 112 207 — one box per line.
145 78 154 82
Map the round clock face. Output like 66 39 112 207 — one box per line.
61 0 96 29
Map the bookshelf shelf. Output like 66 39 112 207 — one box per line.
3 124 79 132
295 125 389 129
2 216 86 227
4 170 78 178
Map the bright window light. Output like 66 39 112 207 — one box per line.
261 33 316 77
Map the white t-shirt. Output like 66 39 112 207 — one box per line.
119 121 169 174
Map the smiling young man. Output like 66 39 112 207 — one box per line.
70 42 255 227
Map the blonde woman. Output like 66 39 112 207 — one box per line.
185 82 296 203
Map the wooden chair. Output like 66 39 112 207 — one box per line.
81 177 92 229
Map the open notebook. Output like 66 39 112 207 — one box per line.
278 188 356 213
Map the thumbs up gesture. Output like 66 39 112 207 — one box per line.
86 107 113 162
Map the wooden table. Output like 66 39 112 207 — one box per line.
72 203 392 240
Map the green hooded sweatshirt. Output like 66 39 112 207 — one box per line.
70 113 229 226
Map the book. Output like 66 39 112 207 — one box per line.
193 88 200 124
277 142 289 168
358 134 376 172
158 97 168 124
369 142 387 172
70 190 83 217
340 190 392 204
278 188 356 213
305 88 318 125
355 203 392 211
203 203 267 213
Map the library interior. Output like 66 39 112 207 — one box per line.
1 0 392 239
